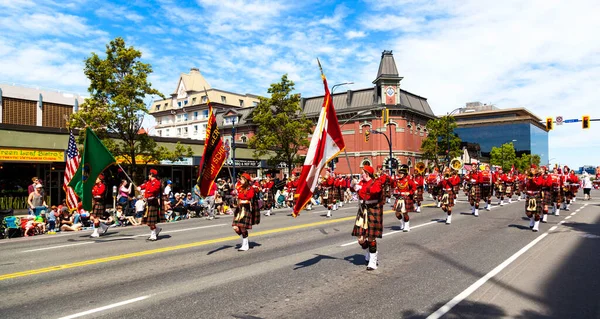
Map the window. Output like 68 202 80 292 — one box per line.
201 96 207 103
157 130 162 137
177 128 182 136
240 135 247 143
193 125 198 135
184 100 188 105
177 101 182 108
176 114 183 122
156 104 161 111
184 113 188 121
193 111 198 120
192 97 197 104
252 101 258 106
165 102 169 107
201 110 209 119
200 124 207 137
239 99 244 107
183 127 188 136
165 128 170 137
157 118 162 125
221 96 226 103
224 116 236 125
162 116 169 124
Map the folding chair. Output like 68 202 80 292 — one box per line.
3 216 21 238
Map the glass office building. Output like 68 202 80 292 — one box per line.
453 107 549 165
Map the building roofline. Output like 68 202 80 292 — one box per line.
452 107 543 122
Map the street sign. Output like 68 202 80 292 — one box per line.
563 119 580 123
556 116 563 125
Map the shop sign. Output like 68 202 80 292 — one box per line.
225 159 261 168
0 148 64 162
160 157 193 166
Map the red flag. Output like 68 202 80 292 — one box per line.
293 60 346 217
63 130 80 209
197 101 227 197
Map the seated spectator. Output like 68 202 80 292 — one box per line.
172 193 186 221
115 205 127 226
134 195 146 224
47 205 58 234
184 192 202 217
215 193 224 215
24 215 36 237
59 207 82 232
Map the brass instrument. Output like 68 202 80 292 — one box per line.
450 158 463 171
415 162 426 174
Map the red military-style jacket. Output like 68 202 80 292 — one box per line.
356 178 382 201
139 178 161 199
237 185 255 201
322 176 334 188
92 182 106 199
263 180 274 191
550 173 563 189
449 175 461 187
413 175 424 188
395 176 416 196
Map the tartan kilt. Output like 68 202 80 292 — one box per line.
264 190 275 209
552 189 562 203
384 185 391 199
323 188 335 207
453 185 460 197
441 190 455 207
480 185 493 198
525 193 543 215
427 184 439 197
469 185 481 202
232 203 256 229
540 189 553 206
514 183 522 195
142 198 166 227
504 184 514 196
495 184 504 198
252 197 261 225
352 203 383 239
394 195 415 213
415 187 424 202
91 199 105 216
331 186 340 203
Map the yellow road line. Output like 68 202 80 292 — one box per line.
0 207 411 281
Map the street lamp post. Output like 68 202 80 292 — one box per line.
370 129 393 176
331 82 354 94
232 117 237 182
339 109 372 176
445 108 463 167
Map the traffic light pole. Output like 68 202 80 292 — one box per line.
370 129 393 176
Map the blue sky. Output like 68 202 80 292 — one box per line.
1 0 599 169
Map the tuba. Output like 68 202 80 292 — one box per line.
415 162 426 174
450 158 463 171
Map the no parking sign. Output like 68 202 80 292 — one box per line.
556 116 564 125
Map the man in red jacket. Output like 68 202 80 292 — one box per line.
138 169 166 241
394 165 416 231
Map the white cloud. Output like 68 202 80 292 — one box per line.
345 30 366 39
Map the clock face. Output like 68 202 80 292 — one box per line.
386 87 395 96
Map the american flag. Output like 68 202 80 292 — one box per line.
63 130 80 209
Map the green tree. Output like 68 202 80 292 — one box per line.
420 116 462 169
514 153 542 173
69 37 192 183
248 74 313 174
490 142 517 171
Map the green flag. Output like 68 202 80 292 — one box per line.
68 128 116 211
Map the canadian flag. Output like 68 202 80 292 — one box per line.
293 61 345 217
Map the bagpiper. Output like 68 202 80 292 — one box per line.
322 169 336 218
539 166 553 222
467 165 482 216
426 167 441 207
480 165 494 210
394 164 416 232
351 165 383 270
232 173 260 251
494 167 506 206
449 169 461 201
378 166 393 205
549 167 563 217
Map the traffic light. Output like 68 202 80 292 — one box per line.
546 117 553 131
582 115 590 129
365 129 370 142
382 108 389 125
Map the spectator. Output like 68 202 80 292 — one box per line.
185 192 202 217
28 177 39 195
59 208 82 232
24 215 36 237
204 182 217 220
134 195 146 224
164 180 174 205
582 172 592 200
215 193 224 215
115 205 127 226
27 184 47 216
172 193 186 220
47 205 58 234
117 180 133 206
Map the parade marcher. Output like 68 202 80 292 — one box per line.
336 174 346 208
449 170 461 201
232 173 259 251
539 166 553 222
413 171 425 213
378 167 393 205
90 174 109 238
582 172 592 200
285 174 299 208
524 165 544 232
514 171 524 201
426 168 441 207
549 167 563 217
494 167 506 206
263 175 276 216
138 169 165 241
439 168 459 224
351 165 383 270
393 165 416 231
467 166 482 216
563 167 579 210
480 165 494 210
321 169 335 218
503 170 516 203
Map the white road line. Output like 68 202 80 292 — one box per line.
427 232 549 319
22 242 93 253
57 295 150 319
570 212 577 216
565 216 572 220
559 220 566 224
340 220 439 247
132 223 227 237
549 226 558 231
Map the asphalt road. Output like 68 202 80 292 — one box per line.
0 190 599 319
